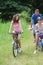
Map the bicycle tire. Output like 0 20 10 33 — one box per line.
12 42 17 57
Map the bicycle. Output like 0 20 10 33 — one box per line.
29 27 43 51
9 32 23 57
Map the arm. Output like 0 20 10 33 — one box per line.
30 14 34 29
30 18 33 30
9 20 13 32
30 18 32 28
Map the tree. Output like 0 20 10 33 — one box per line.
0 0 43 21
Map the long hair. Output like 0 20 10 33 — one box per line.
12 14 20 23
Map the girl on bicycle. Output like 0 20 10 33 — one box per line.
9 14 23 52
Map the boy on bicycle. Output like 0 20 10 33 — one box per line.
34 17 43 54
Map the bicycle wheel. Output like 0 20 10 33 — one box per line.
12 42 17 57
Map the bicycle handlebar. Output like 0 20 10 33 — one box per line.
9 31 23 35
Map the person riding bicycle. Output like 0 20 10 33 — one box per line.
34 17 43 54
9 14 23 53
30 9 42 43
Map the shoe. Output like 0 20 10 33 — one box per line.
18 48 22 53
34 50 37 54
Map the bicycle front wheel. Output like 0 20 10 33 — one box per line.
12 42 17 57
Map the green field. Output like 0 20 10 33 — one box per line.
0 18 43 65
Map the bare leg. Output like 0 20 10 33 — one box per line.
34 34 39 54
17 34 22 53
35 34 39 50
18 34 21 48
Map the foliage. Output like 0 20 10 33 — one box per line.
0 0 31 21
0 0 43 21
20 11 31 22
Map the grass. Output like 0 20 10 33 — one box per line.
0 18 43 65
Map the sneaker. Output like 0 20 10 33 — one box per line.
18 48 22 53
34 50 37 54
